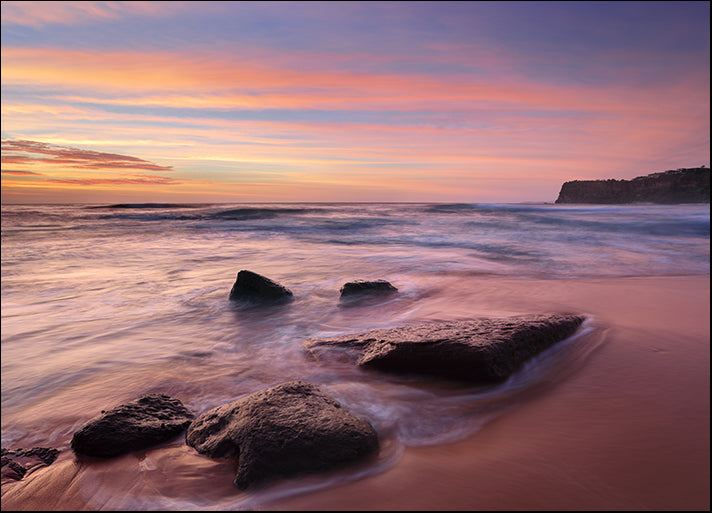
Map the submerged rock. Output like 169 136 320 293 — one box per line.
339 280 398 303
185 380 379 490
340 279 398 296
1 447 59 481
304 314 585 383
228 270 293 303
71 394 194 458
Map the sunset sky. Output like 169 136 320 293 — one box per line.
1 1 709 204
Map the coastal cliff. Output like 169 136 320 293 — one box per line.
555 167 710 204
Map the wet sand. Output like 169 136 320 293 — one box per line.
2 275 709 511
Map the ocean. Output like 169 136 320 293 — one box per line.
1 201 709 509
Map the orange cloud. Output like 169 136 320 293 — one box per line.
1 139 173 172
1 139 186 198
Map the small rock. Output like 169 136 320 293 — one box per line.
340 280 398 297
1 447 59 481
71 394 194 458
339 280 398 306
229 270 293 303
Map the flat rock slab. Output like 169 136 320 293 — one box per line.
304 314 585 383
71 394 194 458
229 270 293 303
185 380 379 490
1 447 59 482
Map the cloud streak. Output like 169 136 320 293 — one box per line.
1 139 173 172
1 168 42 175
0 1 169 28
5 45 706 113
43 175 181 186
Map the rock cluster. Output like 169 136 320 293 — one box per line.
228 270 398 305
53 381 378 490
5 270 588 493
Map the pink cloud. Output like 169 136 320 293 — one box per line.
0 1 169 28
2 45 707 116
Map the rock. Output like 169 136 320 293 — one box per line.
228 270 293 303
185 380 379 490
304 314 585 383
340 280 398 299
1 447 59 481
555 167 710 204
71 394 194 458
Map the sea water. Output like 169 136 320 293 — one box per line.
1 202 709 508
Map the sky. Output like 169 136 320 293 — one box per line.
1 1 709 204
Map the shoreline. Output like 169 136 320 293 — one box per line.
2 275 710 511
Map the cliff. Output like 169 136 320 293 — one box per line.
555 167 710 204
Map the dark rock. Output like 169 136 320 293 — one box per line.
71 394 194 458
185 380 379 490
304 314 585 383
555 167 710 204
340 280 398 298
1 447 59 481
228 270 293 303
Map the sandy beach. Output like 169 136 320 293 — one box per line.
2 275 709 511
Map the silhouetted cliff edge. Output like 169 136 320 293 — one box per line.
555 167 710 204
